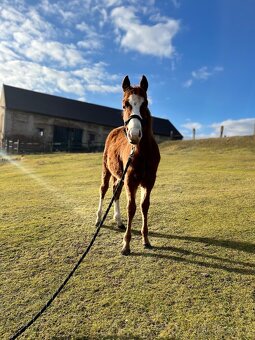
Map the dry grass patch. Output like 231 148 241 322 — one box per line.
1 136 255 339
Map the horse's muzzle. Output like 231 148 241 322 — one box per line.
127 128 142 144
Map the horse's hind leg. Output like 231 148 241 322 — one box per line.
122 181 138 255
95 164 111 227
112 177 125 230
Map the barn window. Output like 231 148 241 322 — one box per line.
88 133 95 143
38 128 44 137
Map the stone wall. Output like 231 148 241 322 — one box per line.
3 109 113 145
2 109 171 152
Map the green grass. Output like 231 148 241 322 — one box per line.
1 136 255 339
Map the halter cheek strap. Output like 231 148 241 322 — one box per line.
124 114 143 126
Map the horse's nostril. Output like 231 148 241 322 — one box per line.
138 130 141 138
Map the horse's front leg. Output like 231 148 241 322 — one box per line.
140 186 153 248
113 177 125 230
95 166 111 227
121 182 138 255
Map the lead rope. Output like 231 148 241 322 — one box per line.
10 146 135 340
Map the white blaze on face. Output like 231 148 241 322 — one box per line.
127 94 144 144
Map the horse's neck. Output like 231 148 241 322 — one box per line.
138 129 155 152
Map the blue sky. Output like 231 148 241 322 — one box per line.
1 0 255 138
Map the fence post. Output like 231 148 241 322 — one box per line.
220 125 224 138
3 139 7 153
192 128 196 140
16 139 20 154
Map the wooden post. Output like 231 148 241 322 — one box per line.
16 139 20 154
192 128 196 140
220 125 224 138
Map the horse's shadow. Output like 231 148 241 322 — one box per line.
102 225 255 276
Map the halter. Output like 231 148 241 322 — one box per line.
124 114 144 127
123 114 144 142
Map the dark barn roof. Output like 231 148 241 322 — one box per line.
2 84 183 138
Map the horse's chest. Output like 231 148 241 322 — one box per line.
132 157 149 181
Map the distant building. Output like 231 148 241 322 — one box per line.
0 85 183 153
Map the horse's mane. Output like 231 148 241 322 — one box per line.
145 108 153 136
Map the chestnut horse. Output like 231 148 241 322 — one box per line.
96 75 160 255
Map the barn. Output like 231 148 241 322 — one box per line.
0 84 183 153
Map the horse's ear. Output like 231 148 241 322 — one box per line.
122 75 131 92
140 75 148 92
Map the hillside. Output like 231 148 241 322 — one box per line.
160 135 255 152
1 136 255 339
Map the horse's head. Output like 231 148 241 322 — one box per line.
122 75 149 145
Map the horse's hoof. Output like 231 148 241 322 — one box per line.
144 243 153 249
121 248 130 256
118 224 126 230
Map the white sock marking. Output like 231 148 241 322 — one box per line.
96 197 103 224
114 199 123 226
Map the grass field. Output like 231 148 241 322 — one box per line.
1 136 255 339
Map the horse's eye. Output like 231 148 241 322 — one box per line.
123 101 131 109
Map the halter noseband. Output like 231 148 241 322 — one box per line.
124 114 144 127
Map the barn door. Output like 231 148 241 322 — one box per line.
69 128 83 151
53 126 83 151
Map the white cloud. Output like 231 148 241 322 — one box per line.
0 42 20 62
181 121 203 131
77 40 102 50
0 3 84 68
171 0 181 9
180 121 203 139
86 84 119 93
14 39 84 68
211 118 255 137
1 6 24 23
0 0 181 101
0 60 119 97
180 118 255 139
111 6 180 58
39 0 78 21
184 66 224 88
0 0 121 97
76 22 91 32
102 0 122 8
183 79 193 88
76 21 103 51
192 66 212 80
